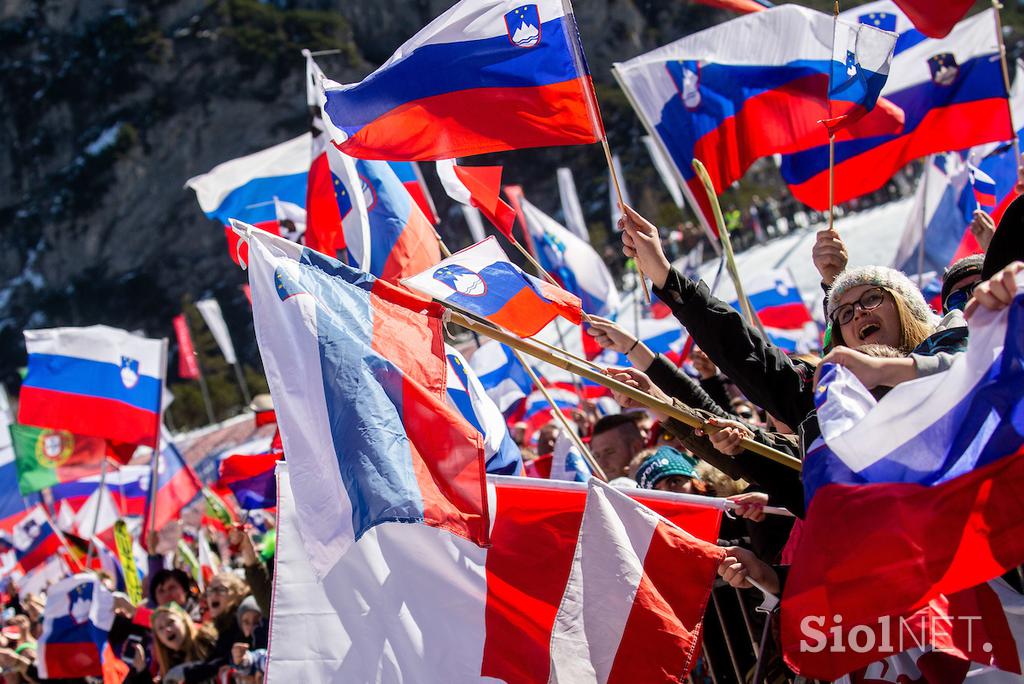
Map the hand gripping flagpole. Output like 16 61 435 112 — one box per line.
446 309 802 472
691 160 767 338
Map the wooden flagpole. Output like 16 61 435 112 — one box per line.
447 310 802 471
511 349 608 481
602 139 652 303
691 160 767 337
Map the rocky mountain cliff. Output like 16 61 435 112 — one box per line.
1 0 1017 427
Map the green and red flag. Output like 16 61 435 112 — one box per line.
9 424 106 495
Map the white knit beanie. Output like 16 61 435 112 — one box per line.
827 266 936 325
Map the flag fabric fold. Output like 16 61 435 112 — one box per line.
892 0 974 39
782 271 1024 678
37 573 115 680
10 425 106 496
822 18 899 133
318 0 604 160
549 479 725 682
436 159 517 239
242 223 489 577
20 325 166 448
402 236 582 338
218 452 279 510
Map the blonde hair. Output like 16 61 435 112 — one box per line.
151 604 215 677
831 287 934 354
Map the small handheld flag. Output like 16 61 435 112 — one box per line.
968 161 998 212
822 19 900 134
402 236 582 338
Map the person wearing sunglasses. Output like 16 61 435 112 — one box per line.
940 254 984 315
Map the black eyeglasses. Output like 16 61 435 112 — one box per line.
830 287 887 326
943 281 978 313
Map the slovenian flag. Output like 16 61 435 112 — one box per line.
781 270 1024 678
822 18 899 133
49 465 150 517
968 161 998 212
241 222 490 577
317 0 604 161
20 326 166 448
37 573 116 680
403 236 582 338
12 505 63 571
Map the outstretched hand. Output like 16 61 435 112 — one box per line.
964 262 1023 319
619 205 672 289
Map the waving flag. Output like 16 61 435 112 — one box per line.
389 161 440 224
318 0 603 161
468 339 534 414
338 158 441 281
968 161 998 212
403 236 582 338
613 6 905 237
892 153 976 278
142 443 202 538
186 134 305 264
37 573 115 680
509 188 621 317
12 505 63 571
10 425 106 495
522 386 580 435
20 326 166 447
713 268 818 352
436 160 517 238
218 452 278 510
892 0 973 39
822 18 899 133
853 2 926 55
242 224 489 576
782 9 1011 210
550 480 723 681
556 168 591 242
550 430 591 482
267 466 723 682
445 346 523 476
172 314 200 380
782 272 1024 677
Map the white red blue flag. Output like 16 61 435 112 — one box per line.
37 573 115 679
142 443 203 538
12 505 63 572
403 236 582 338
712 268 818 352
317 0 604 161
822 18 898 134
267 466 723 682
20 325 166 447
968 161 998 213
510 189 621 318
614 6 904 237
445 346 523 476
782 270 1024 678
241 223 489 576
468 339 535 415
550 430 591 482
782 8 1011 210
186 134 306 263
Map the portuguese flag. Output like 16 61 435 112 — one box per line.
9 424 107 495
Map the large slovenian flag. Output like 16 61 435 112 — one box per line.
822 19 898 134
341 158 441 282
240 222 489 577
403 236 583 338
20 326 166 448
781 8 1012 210
37 573 115 680
12 505 63 572
853 1 927 55
781 270 1024 678
613 6 903 237
185 134 307 263
509 188 621 318
318 0 604 161
445 346 523 476
267 466 724 682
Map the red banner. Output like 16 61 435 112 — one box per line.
173 314 199 379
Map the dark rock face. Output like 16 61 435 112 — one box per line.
0 0 728 383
